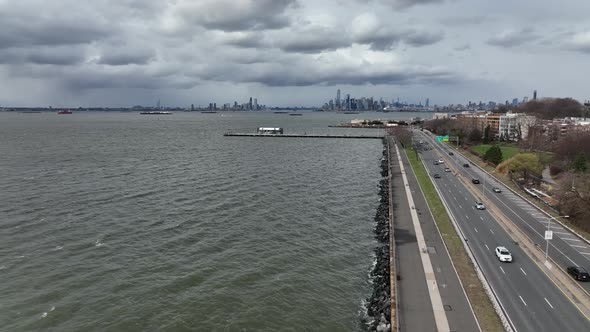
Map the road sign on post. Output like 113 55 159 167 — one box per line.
442 135 449 142
545 230 553 240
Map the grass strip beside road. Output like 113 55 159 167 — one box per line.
405 147 503 331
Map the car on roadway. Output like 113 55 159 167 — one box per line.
475 202 485 210
495 246 513 262
438 159 444 164
492 187 502 193
448 151 454 156
472 179 480 184
444 167 451 172
433 161 439 165
567 266 590 281
463 163 470 167
434 173 441 178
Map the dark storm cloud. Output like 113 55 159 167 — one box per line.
279 27 351 53
403 30 444 46
177 0 298 32
194 59 460 87
439 16 489 26
486 28 539 48
381 0 444 9
223 33 267 48
0 47 86 65
0 15 111 49
353 30 442 50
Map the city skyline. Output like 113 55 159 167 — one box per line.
1 0 590 107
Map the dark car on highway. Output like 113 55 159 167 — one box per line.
434 173 441 178
567 266 590 281
472 179 480 184
449 152 454 155
463 163 470 167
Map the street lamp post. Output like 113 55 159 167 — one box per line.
545 215 569 261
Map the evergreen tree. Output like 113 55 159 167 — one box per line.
484 145 503 165
572 152 588 173
483 125 491 144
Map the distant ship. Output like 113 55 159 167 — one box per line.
57 110 72 114
289 113 303 116
343 112 359 114
273 111 289 114
139 111 171 115
201 111 217 113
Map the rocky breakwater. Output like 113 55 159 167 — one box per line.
366 146 392 332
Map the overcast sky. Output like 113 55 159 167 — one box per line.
1 0 590 108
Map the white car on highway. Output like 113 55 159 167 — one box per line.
475 202 485 210
495 246 513 262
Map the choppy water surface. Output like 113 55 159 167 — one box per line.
0 111 416 331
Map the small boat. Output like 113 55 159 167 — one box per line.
57 110 72 114
289 113 303 116
201 111 217 113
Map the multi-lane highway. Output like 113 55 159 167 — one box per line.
415 130 590 331
417 130 590 295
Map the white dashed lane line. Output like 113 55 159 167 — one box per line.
485 244 490 251
571 245 587 248
520 267 527 276
499 266 506 274
490 229 494 234
519 295 528 306
545 298 554 309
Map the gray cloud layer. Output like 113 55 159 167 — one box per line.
0 0 589 107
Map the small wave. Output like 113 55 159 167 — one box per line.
40 307 55 319
95 239 104 247
53 246 63 251
0 265 6 270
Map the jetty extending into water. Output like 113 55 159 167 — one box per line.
223 133 383 139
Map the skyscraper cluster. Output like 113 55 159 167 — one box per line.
323 89 431 111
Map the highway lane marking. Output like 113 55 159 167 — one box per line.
553 231 569 235
490 229 494 234
474 227 478 233
459 204 462 209
561 238 582 242
499 266 505 274
520 267 527 276
453 196 457 201
485 244 490 251
570 245 586 248
544 298 554 309
480 216 484 221
519 295 528 306
580 252 590 255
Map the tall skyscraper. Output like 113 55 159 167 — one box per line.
249 97 253 110
157 99 161 109
523 96 528 103
533 90 537 100
336 89 341 108
253 98 258 110
191 104 194 111
425 98 429 107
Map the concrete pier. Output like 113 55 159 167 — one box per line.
223 133 383 139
